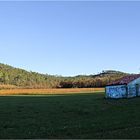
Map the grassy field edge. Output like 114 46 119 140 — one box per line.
0 88 104 95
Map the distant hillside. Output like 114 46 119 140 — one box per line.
0 63 128 88
0 63 59 88
60 70 128 88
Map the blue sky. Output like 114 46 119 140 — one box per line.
0 1 140 76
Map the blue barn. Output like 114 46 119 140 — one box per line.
105 74 140 99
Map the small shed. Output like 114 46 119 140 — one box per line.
105 74 140 98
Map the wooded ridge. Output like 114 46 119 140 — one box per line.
0 63 128 89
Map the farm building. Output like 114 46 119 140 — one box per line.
105 74 140 99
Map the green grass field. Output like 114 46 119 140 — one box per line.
0 92 140 139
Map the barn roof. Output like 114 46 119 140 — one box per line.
107 74 140 86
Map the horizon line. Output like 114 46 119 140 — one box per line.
0 62 136 77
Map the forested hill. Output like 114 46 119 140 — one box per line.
0 63 128 88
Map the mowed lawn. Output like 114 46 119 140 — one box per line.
0 92 140 139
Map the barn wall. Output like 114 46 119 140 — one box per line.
138 86 140 96
105 85 127 98
127 77 140 97
127 85 136 97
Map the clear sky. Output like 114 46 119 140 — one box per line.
0 1 140 76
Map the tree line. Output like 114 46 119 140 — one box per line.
0 63 128 89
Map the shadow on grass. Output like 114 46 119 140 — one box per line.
0 92 139 139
